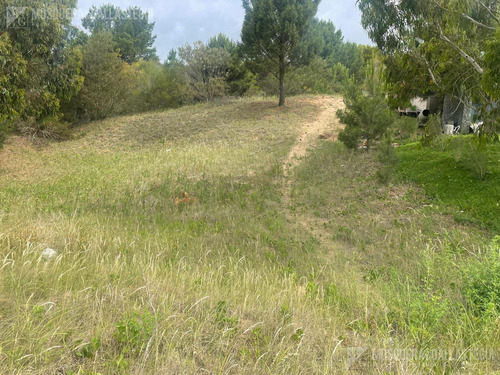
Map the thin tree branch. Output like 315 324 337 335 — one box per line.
436 23 484 75
258 40 279 65
479 1 500 25
423 56 443 90
461 13 496 30
432 0 496 30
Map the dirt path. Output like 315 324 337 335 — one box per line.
282 95 345 240
283 96 344 173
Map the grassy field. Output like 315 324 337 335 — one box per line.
0 96 499 374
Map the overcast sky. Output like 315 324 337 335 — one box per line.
74 0 372 61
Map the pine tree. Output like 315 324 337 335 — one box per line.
337 59 396 151
241 0 320 106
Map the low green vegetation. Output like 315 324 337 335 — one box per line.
292 138 500 374
337 59 396 151
397 137 500 232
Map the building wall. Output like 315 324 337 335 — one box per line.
443 95 463 127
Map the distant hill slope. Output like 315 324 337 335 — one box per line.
0 96 321 182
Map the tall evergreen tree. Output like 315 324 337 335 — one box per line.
241 0 321 106
82 4 157 63
207 33 237 54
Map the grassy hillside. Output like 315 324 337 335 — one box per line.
0 97 499 374
292 140 499 372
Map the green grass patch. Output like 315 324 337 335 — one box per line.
292 140 499 373
397 137 500 232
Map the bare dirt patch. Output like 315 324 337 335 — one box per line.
283 95 344 174
282 95 345 241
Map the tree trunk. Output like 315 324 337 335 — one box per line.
462 97 473 134
278 57 285 107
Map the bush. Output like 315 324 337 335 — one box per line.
463 236 500 315
285 58 347 94
393 116 418 144
0 121 7 148
257 59 350 96
453 136 490 180
114 310 155 355
66 32 130 122
178 41 231 102
337 62 396 151
420 114 442 147
127 60 188 113
376 131 398 184
15 117 70 141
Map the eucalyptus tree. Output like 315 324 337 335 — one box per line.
178 42 232 102
357 0 499 133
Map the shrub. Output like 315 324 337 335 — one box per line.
453 136 490 180
337 76 396 151
75 337 101 359
15 117 70 141
214 300 239 328
178 41 231 102
285 58 346 94
463 237 500 315
128 60 188 113
0 121 7 148
68 32 130 121
393 116 418 144
420 114 442 147
257 59 350 97
376 131 398 184
114 310 155 355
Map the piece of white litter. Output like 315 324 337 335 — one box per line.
42 248 58 260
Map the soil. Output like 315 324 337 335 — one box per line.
282 95 345 241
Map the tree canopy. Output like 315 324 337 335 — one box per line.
358 0 499 133
82 4 157 63
241 0 321 106
178 41 232 102
0 0 83 123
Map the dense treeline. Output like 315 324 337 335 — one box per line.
0 1 371 146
